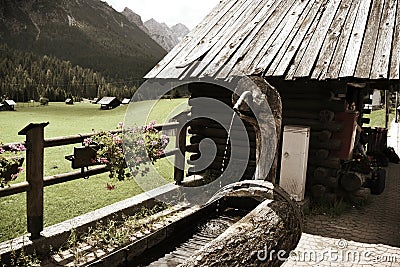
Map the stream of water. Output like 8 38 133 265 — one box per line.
221 113 236 173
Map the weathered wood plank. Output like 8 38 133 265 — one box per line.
190 0 280 78
146 0 242 79
389 1 400 79
285 0 332 79
354 0 385 78
293 0 342 78
311 0 355 80
339 0 373 77
217 0 308 79
326 0 361 79
171 0 260 79
244 0 311 77
264 0 319 77
370 0 397 79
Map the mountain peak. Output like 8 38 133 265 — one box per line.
121 7 148 33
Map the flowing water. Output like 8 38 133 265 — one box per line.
134 208 248 267
221 112 236 173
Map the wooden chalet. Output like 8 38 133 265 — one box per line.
122 98 131 105
145 0 400 200
3 100 16 111
97 97 121 110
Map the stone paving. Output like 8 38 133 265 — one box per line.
282 122 400 267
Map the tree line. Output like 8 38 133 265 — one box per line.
0 44 139 102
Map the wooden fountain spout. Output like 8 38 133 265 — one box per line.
232 76 282 183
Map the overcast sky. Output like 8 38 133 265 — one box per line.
104 0 220 29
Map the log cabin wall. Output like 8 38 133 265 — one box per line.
185 79 372 201
269 79 372 201
186 82 257 180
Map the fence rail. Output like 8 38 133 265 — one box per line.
0 121 186 240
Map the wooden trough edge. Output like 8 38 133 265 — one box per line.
0 183 179 265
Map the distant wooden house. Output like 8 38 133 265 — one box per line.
98 97 121 110
65 98 74 105
39 97 49 106
122 98 131 105
145 0 400 200
3 100 16 111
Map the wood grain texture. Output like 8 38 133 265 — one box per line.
146 0 400 81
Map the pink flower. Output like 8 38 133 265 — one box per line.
17 167 24 173
99 157 109 164
157 150 164 156
113 135 122 144
136 139 145 145
83 138 92 146
0 147 4 154
135 157 142 163
118 122 124 128
151 140 158 146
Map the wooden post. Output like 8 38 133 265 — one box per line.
18 122 48 240
385 90 389 128
174 116 187 185
396 92 399 123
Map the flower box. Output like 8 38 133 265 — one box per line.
65 145 99 169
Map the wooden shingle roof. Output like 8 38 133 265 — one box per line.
145 0 400 81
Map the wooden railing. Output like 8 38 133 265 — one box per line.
0 120 187 240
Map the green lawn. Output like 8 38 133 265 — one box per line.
0 99 188 242
365 108 395 129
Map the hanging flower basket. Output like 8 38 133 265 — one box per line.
0 156 24 187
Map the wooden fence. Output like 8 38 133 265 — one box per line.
0 121 187 240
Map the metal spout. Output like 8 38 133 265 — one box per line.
233 91 251 111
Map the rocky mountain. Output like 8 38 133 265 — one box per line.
121 7 148 34
0 0 167 81
121 8 189 52
171 23 190 42
144 18 179 52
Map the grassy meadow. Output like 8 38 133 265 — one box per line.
0 99 188 242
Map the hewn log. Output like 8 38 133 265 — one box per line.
273 80 348 95
310 138 342 150
185 143 256 160
190 135 256 148
280 90 334 100
341 171 366 192
282 99 346 112
180 181 302 267
310 149 330 159
189 119 255 132
319 110 335 122
312 130 333 141
309 157 341 169
312 176 339 189
188 126 257 141
283 118 343 132
314 167 329 179
311 184 326 198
